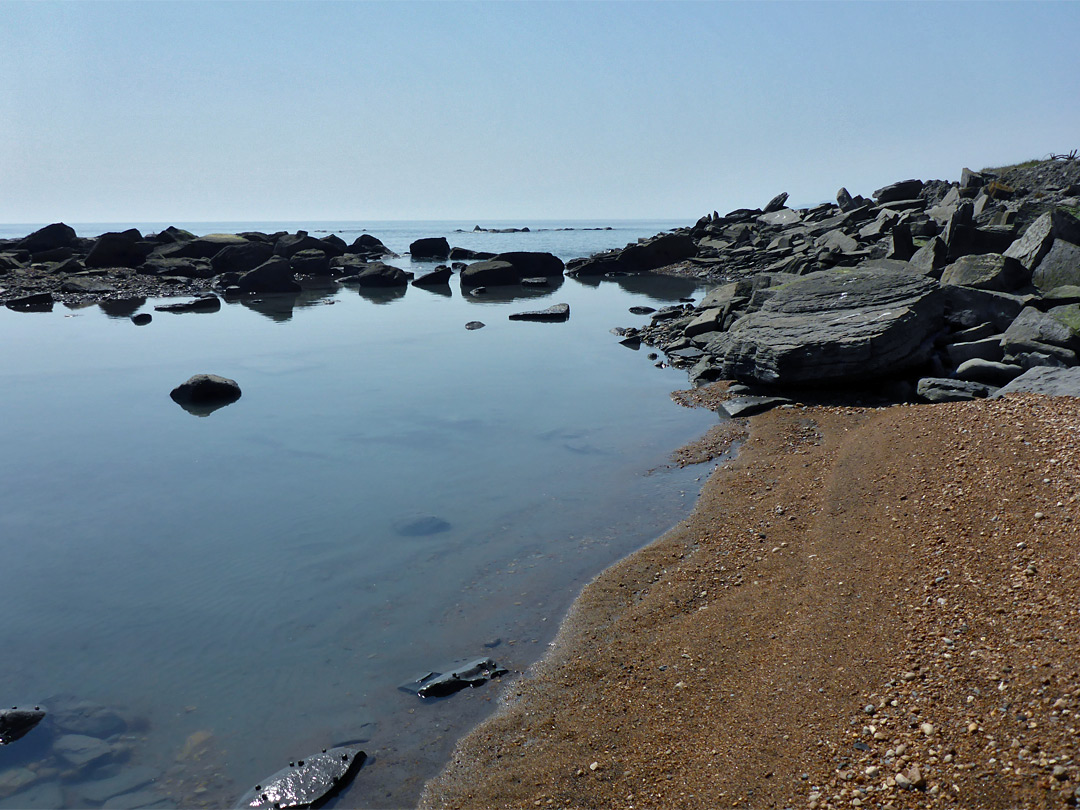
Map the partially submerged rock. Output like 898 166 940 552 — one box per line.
170 374 242 416
401 657 508 699
234 745 366 810
508 303 570 323
0 707 46 745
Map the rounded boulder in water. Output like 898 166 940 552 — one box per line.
170 374 242 417
393 515 452 537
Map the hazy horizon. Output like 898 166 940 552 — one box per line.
2 1 1078 224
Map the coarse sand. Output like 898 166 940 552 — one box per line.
420 393 1080 810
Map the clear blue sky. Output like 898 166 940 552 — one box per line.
1 1 1078 224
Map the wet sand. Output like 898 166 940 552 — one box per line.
420 394 1080 809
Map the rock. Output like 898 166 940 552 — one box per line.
509 303 570 322
491 251 565 278
159 233 248 261
169 374 242 416
79 766 159 804
51 701 127 738
1004 210 1080 270
132 313 152 326
211 241 275 275
939 253 1028 292
102 788 174 809
4 292 53 312
409 237 451 260
1002 306 1080 353
763 192 789 213
520 277 550 288
154 295 221 314
85 230 148 268
139 256 215 279
837 187 853 209
355 262 409 287
685 307 724 338
945 336 1004 366
346 233 393 257
909 237 949 276
1032 238 1080 291
994 365 1080 397
707 268 944 385
0 707 45 745
942 286 1028 330
814 229 859 254
873 179 924 204
0 768 38 800
151 226 196 244
237 257 301 294
465 321 485 330
459 260 518 287
273 232 343 259
961 167 985 190
411 266 452 287
0 779 63 808
233 746 365 810
955 359 1025 385
16 222 78 253
917 377 995 402
60 277 117 295
400 658 508 699
629 305 657 315
393 515 451 537
887 223 915 261
620 233 698 272
54 734 115 769
289 249 330 276
720 396 792 418
448 246 496 261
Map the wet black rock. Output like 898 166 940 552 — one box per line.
448 246 496 261
211 241 275 275
354 262 410 287
234 745 365 810
411 266 452 287
465 321 485 330
459 260 517 287
393 515 451 537
409 237 451 260
0 707 46 745
132 313 152 326
4 292 54 312
15 222 78 254
84 230 149 269
170 374 242 417
509 303 570 322
237 257 301 294
401 658 509 699
154 295 221 314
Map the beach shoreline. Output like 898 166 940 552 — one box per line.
419 393 1080 809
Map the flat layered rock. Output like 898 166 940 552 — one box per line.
992 365 1080 397
509 303 570 322
234 746 365 809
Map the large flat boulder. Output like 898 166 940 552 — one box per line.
237 257 301 294
1031 238 1080 291
992 366 1080 397
705 267 944 385
939 253 1027 292
1003 210 1080 270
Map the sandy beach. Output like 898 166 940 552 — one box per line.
421 392 1080 809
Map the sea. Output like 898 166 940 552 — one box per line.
0 220 723 808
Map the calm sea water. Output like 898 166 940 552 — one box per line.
0 222 718 808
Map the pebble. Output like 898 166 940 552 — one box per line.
920 722 935 736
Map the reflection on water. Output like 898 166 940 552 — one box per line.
0 273 718 809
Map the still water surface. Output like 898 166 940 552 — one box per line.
0 224 718 808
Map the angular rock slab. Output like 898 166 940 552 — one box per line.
992 366 1080 398
234 746 365 809
400 657 508 699
170 374 242 417
707 268 944 385
509 303 570 323
0 707 45 745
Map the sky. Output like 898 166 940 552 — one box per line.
1 1 1078 225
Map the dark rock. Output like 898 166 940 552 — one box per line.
411 266 452 287
1004 210 1080 270
211 241 275 275
943 286 1028 330
873 179 924 204
939 253 1028 292
132 313 152 326
393 515 451 537
139 256 215 279
916 377 995 402
837 188 853 209
945 336 1004 366
233 746 365 810
290 249 331 276
273 232 343 259
98 298 146 318
54 734 115 769
491 251 564 278
706 268 944 386
1002 306 1080 353
16 222 78 253
0 707 46 745
355 262 409 287
61 277 117 295
346 233 393 257
465 321 485 330
460 260 517 287
31 245 76 263
5 292 53 312
170 374 242 417
409 237 451 260
158 234 248 261
960 167 986 190
954 359 1025 386
509 303 570 322
151 226 196 244
629 305 657 315
887 223 916 261
448 246 496 261
154 295 221 314
909 237 949 277
401 658 508 699
85 230 148 268
1032 239 1080 292
720 395 792 418
616 233 696 272
763 192 789 213
238 258 301 294
992 366 1080 398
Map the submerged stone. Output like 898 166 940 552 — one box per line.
233 745 365 809
393 515 451 537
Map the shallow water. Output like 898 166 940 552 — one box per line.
0 235 718 807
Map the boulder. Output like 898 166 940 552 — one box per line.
992 366 1080 398
916 377 995 402
684 307 724 338
159 233 248 260
837 187 854 209
211 241 274 274
5 292 54 312
960 167 985 191
945 336 1004 366
84 230 148 268
448 246 496 261
954 359 1024 386
616 233 696 272
355 262 410 287
400 658 508 699
1001 306 1080 353
887 223 915 261
939 253 1028 292
16 222 78 253
234 746 366 810
815 229 859 254
409 237 451 260
170 374 242 416
909 237 949 277
509 303 570 322
273 231 343 259
154 295 221 314
61 277 116 295
763 192 789 213
411 266 452 287
1003 210 1080 270
139 256 215 278
237 257 301 294
491 251 565 277
942 286 1028 330
54 734 115 769
0 707 46 745
873 179 924 204
459 260 518 287
1031 238 1080 291
346 233 394 258
290 249 331 276
151 225 196 244
705 268 945 385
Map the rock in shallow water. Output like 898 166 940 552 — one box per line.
169 374 242 417
233 745 365 809
400 657 509 699
393 515 451 537
0 707 46 745
508 303 570 323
